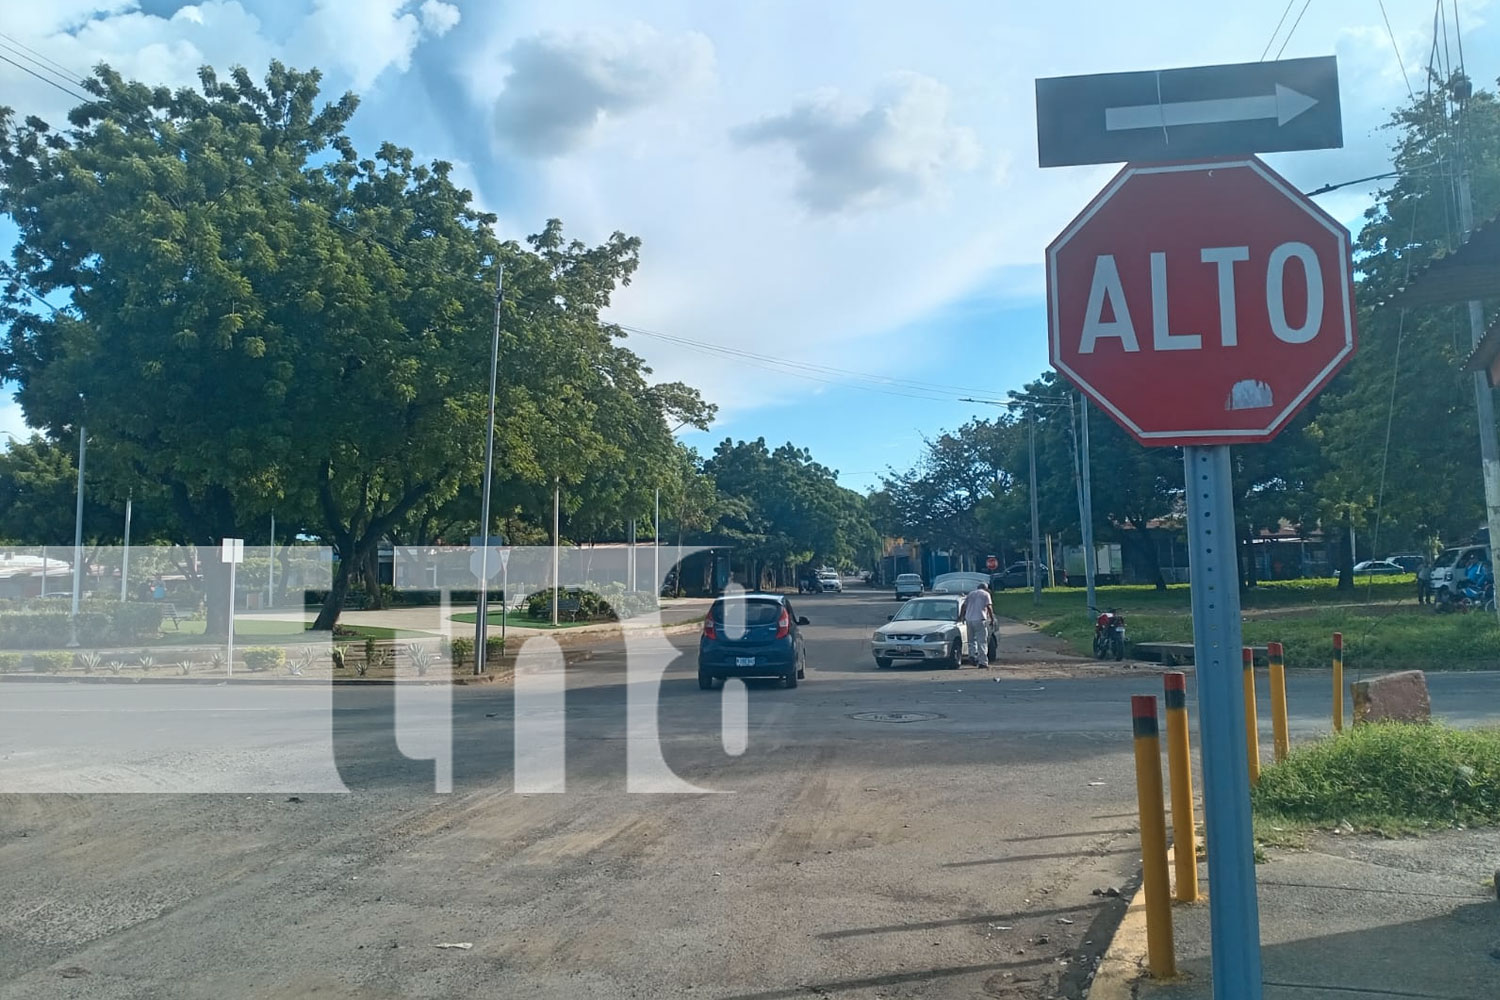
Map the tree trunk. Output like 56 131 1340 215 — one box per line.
1335 520 1355 592
362 546 385 609
1126 522 1167 590
312 550 355 631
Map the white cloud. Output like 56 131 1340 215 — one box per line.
486 24 715 158
0 1 456 125
291 0 460 91
733 72 980 214
419 0 460 36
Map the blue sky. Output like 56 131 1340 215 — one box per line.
0 1 1492 492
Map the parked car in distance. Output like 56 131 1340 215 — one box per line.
893 573 923 600
817 569 843 593
1335 559 1405 578
698 593 809 690
929 571 991 595
991 562 1060 589
1385 553 1423 573
871 594 997 668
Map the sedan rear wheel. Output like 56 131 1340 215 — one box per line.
946 639 963 669
698 671 715 690
783 665 799 689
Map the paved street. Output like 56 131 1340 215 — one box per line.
1 591 1497 999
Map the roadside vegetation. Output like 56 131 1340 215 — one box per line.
995 578 1500 671
1253 724 1500 834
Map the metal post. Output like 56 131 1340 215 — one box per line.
267 512 275 610
1269 641 1290 763
552 477 561 627
475 266 504 674
501 557 508 650
1332 632 1344 733
628 518 637 592
1163 671 1199 902
1243 646 1262 786
41 547 48 598
227 556 237 677
69 422 85 647
654 488 661 598
1182 445 1263 1000
1080 399 1098 609
1454 145 1500 625
1029 412 1041 605
120 493 133 602
1131 695 1176 978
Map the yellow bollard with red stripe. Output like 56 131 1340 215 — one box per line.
1332 632 1344 733
1243 646 1261 787
1269 641 1290 763
1162 672 1199 902
1131 695 1176 978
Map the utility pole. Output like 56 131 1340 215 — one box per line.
476 265 504 673
1453 82 1500 625
1028 410 1042 606
654 488 661 598
552 477 561 627
1079 398 1098 610
120 492 133 602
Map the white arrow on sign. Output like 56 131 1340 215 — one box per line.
1105 83 1318 132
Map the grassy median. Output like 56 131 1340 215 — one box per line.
1253 723 1500 833
996 577 1500 671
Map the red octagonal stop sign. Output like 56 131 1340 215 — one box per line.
1047 157 1355 447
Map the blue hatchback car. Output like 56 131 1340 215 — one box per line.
698 593 810 690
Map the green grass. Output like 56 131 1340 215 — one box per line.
1253 724 1500 833
997 577 1500 671
448 610 595 630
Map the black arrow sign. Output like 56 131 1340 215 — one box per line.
1036 56 1342 168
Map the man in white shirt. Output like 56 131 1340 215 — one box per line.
960 583 994 668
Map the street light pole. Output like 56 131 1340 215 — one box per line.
552 477 561 627
1452 95 1500 625
69 418 86 647
120 491 132 602
654 488 661 598
476 265 504 674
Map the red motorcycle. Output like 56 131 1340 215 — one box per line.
1092 608 1126 661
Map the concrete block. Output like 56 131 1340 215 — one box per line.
1350 670 1431 725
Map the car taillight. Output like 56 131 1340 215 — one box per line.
703 617 717 640
775 607 791 639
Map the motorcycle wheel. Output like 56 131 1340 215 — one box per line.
1111 635 1125 661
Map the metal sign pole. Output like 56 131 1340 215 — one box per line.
1183 445 1263 1000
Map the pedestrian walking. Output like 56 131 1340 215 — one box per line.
960 583 994 669
1416 558 1431 605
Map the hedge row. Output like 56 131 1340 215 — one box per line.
0 602 164 649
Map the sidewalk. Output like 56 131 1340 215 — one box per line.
1122 827 1500 1000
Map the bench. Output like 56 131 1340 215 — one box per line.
556 595 583 622
1133 641 1269 667
158 603 183 630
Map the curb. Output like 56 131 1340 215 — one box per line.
1087 847 1180 999
0 671 513 687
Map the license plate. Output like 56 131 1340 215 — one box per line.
736 657 755 667
897 646 915 656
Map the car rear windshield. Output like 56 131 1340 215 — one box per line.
711 600 784 626
896 575 921 582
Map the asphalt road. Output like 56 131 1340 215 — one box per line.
1 590 1496 1000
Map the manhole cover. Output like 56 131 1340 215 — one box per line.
848 711 945 724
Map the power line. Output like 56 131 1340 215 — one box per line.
0 52 90 104
1275 0 1315 61
1260 0 1298 60
1376 0 1415 100
0 31 86 86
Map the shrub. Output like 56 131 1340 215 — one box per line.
177 659 193 676
137 655 155 672
331 644 349 670
107 660 125 675
78 651 102 674
242 647 286 672
1254 723 1500 829
30 651 74 673
486 636 504 662
209 651 225 673
0 651 23 673
448 637 474 666
405 643 435 677
288 646 316 676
